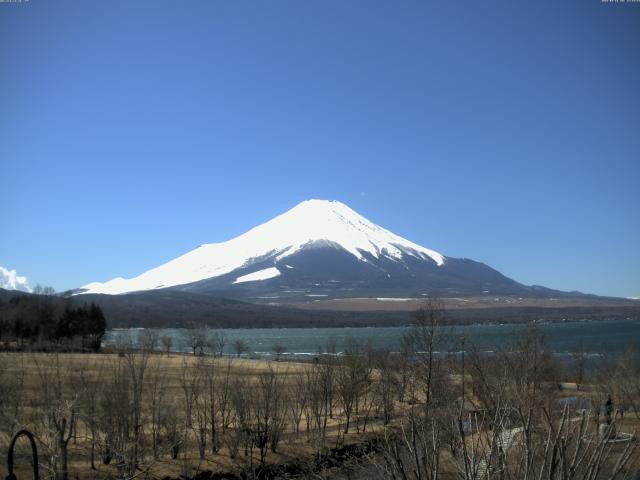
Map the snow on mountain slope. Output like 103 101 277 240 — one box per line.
79 199 445 295
232 267 281 284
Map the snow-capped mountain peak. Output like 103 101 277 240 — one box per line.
225 199 444 264
79 199 445 295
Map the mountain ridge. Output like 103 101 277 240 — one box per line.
79 199 446 295
77 199 596 302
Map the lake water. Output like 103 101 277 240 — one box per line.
104 318 640 358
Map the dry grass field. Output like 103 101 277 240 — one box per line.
1 318 638 480
294 295 640 312
0 351 392 480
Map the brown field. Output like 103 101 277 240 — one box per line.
291 295 640 312
0 351 390 480
1 326 638 480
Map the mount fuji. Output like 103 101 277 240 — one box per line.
78 199 574 303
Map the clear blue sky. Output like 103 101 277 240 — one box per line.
1 0 639 297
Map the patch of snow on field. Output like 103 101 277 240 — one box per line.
376 297 414 302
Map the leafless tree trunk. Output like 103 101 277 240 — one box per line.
148 357 169 460
212 331 226 357
288 369 308 434
251 365 285 463
306 364 330 457
233 339 248 357
123 342 151 476
161 335 173 356
192 357 209 459
33 354 77 480
182 323 210 356
337 338 371 434
77 360 105 470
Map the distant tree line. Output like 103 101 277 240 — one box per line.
45 290 640 329
0 286 106 351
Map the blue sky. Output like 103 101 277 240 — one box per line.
1 0 639 297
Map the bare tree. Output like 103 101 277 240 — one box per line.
148 356 170 460
251 365 286 463
373 350 396 426
96 336 153 476
202 357 221 453
135 329 158 354
596 345 640 422
396 333 415 403
33 354 77 480
179 357 200 430
98 354 130 468
323 336 338 419
182 324 210 356
572 339 589 386
413 298 448 406
211 331 226 357
161 335 173 356
192 358 209 459
77 360 105 470
273 344 286 361
373 299 454 479
337 338 371 434
122 341 152 476
233 339 249 358
229 376 252 460
288 368 308 434
306 363 331 457
374 316 640 480
217 357 234 434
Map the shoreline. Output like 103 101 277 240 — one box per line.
108 315 640 331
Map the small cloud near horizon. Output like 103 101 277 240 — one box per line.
0 265 32 292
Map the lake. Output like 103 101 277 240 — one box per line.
104 318 640 358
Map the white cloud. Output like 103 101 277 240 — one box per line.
0 265 32 292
